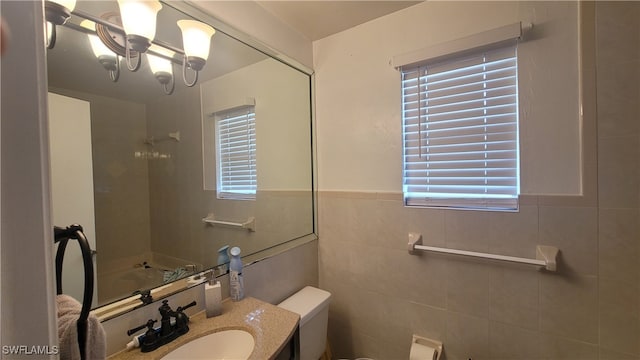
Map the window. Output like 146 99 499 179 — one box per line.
401 43 520 210
215 106 256 200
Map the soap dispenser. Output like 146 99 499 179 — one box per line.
204 273 222 318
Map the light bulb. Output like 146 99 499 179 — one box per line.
46 21 54 44
147 46 174 93
81 20 116 59
147 53 173 75
80 20 119 81
116 0 162 41
88 34 116 59
177 20 215 66
148 45 174 76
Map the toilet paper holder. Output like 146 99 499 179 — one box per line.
411 334 443 360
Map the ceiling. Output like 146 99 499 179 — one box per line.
255 1 422 41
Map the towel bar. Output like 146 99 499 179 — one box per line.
202 213 255 232
407 232 559 271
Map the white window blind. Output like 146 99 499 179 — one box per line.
402 44 520 210
216 107 256 200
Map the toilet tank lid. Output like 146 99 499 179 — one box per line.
277 286 331 326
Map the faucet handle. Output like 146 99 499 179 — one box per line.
126 319 157 336
140 290 153 305
158 299 173 317
176 300 196 313
175 301 197 325
174 301 197 335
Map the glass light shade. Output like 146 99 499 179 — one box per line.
49 0 76 11
81 20 116 59
147 53 173 75
116 0 162 40
46 21 54 43
88 34 117 59
177 20 215 61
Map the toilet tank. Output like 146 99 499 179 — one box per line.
278 286 331 360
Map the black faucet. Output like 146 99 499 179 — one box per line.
126 300 197 353
158 300 176 338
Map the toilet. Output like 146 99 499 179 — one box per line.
278 286 331 360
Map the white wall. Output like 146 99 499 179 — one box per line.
314 1 582 196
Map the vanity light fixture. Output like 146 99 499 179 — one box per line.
81 20 120 82
46 0 216 94
44 0 77 49
116 0 162 72
147 45 175 95
177 20 215 87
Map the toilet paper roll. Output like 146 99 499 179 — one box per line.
409 340 437 360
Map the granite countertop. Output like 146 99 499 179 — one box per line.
108 297 300 360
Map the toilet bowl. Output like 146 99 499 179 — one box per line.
278 286 331 360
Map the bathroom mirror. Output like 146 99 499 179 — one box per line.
46 0 314 311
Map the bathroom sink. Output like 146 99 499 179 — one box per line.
160 329 255 359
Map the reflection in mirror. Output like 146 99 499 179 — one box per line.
46 0 314 312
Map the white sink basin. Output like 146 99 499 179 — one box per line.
160 329 255 360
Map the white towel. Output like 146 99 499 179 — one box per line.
57 294 106 360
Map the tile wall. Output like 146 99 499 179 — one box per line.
317 2 639 359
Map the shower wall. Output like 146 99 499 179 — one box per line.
48 88 153 303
